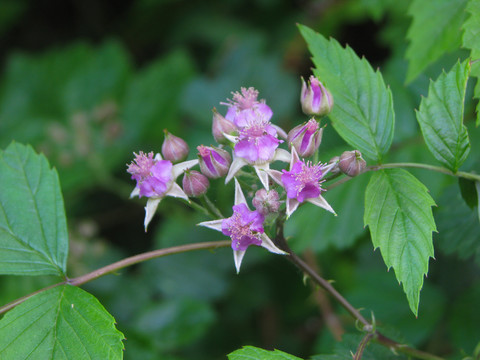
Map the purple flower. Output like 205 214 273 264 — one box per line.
287 118 323 158
222 203 264 251
282 160 324 203
198 178 286 273
127 152 198 230
268 147 336 217
301 76 333 117
234 115 280 164
222 87 273 127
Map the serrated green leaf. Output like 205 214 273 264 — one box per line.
0 142 68 276
0 285 124 360
364 169 436 315
416 60 471 172
299 25 394 162
228 346 303 360
462 0 480 126
405 0 469 83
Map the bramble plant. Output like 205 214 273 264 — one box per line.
1 7 480 360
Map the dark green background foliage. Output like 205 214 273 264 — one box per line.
0 0 479 359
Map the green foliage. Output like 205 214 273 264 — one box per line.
298 25 395 162
462 0 480 126
0 142 68 276
364 169 436 315
311 334 406 360
0 285 124 360
416 60 471 172
405 0 469 82
228 346 302 360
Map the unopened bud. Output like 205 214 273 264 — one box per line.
287 118 323 157
182 170 209 197
212 108 237 144
252 189 280 216
161 130 189 163
338 151 366 177
197 145 231 178
300 76 333 117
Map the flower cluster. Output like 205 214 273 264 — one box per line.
127 77 366 272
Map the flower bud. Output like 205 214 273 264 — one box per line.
300 76 333 117
338 150 366 177
252 189 280 216
212 108 237 144
182 170 209 197
287 118 323 157
197 145 231 178
161 130 189 163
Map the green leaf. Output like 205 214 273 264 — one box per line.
228 346 303 360
364 169 436 315
416 60 471 172
0 142 68 276
405 0 469 83
298 25 395 162
0 285 124 359
459 178 478 209
462 0 480 126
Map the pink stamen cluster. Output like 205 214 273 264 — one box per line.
127 151 155 182
281 160 325 202
222 203 264 251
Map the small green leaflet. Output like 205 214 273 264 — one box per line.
298 25 395 162
405 0 469 83
462 0 480 126
228 346 303 360
0 285 125 360
416 60 471 172
364 169 436 316
0 142 68 276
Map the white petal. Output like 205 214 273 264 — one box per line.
321 161 337 177
197 219 223 231
272 124 288 139
167 182 189 201
286 197 300 218
290 146 300 168
267 169 283 186
234 178 248 206
233 250 246 274
260 233 288 255
223 133 239 143
254 164 270 190
273 148 291 163
307 196 337 215
173 159 199 179
130 187 140 198
154 153 163 161
225 157 247 184
144 198 161 231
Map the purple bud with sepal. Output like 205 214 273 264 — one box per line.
338 150 366 177
197 145 231 178
182 170 209 197
287 118 323 157
161 130 189 163
301 76 333 117
252 189 280 216
212 108 238 144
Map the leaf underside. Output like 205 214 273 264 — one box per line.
364 169 436 315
